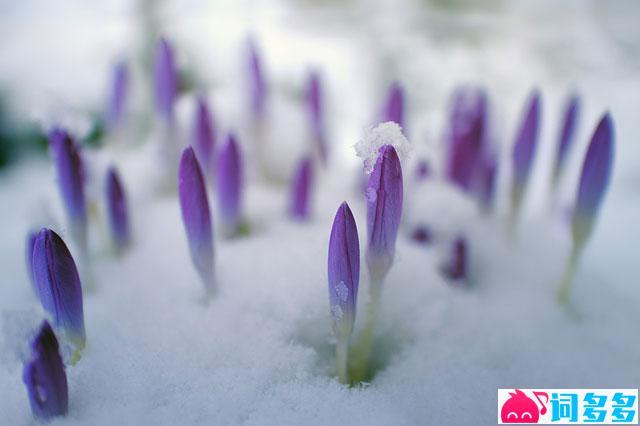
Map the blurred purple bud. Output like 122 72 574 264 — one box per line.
306 71 327 163
478 150 498 212
366 145 403 285
441 237 467 283
553 94 580 185
289 157 313 220
178 147 215 289
26 231 37 293
105 166 130 250
572 113 614 247
415 159 431 181
410 226 432 245
381 82 405 129
154 37 178 122
247 39 266 119
106 61 128 128
510 90 541 210
216 133 243 237
328 202 360 337
32 229 85 348
22 321 68 421
192 97 216 177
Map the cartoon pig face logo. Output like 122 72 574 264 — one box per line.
501 389 548 423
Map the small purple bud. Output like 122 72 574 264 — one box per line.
247 39 266 119
553 94 580 185
216 133 243 237
154 37 178 122
414 159 431 181
105 166 130 251
106 61 128 129
381 82 405 130
32 229 85 349
410 226 432 245
306 71 327 163
572 113 614 248
22 321 68 421
440 237 467 283
478 150 497 212
328 202 360 337
510 90 541 212
48 129 87 249
289 157 313 220
192 97 216 177
178 147 215 289
366 145 403 286
26 231 37 293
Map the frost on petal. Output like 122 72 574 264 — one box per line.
105 166 130 250
216 133 243 236
192 97 216 176
289 157 313 220
553 94 580 184
355 122 411 175
106 61 128 128
153 37 178 121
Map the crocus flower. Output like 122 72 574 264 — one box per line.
477 150 497 212
440 237 467 283
48 129 87 251
552 94 580 187
22 321 68 421
306 71 327 163
32 229 85 351
106 61 128 129
192 97 216 177
216 133 243 237
510 90 541 219
247 39 266 120
154 37 178 122
328 201 360 383
381 82 405 130
414 159 431 181
178 147 215 291
289 157 313 220
366 145 403 291
26 231 37 294
105 166 130 251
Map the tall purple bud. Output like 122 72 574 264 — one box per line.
178 147 215 291
328 202 360 383
247 39 266 120
22 321 68 421
216 133 243 237
48 129 87 250
366 145 403 291
153 37 178 122
105 166 131 251
510 90 541 218
32 229 85 351
381 82 405 130
478 150 498 212
306 71 327 163
192 97 216 177
106 61 129 129
552 94 580 187
26 231 37 294
289 157 313 220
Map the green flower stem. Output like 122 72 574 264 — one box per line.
557 245 580 305
350 282 382 384
336 337 349 385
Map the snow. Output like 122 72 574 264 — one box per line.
1 1 639 425
355 122 412 174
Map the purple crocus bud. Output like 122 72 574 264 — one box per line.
26 231 37 293
510 90 541 215
552 94 580 186
410 226 432 245
48 129 87 250
247 38 266 119
22 321 68 421
328 202 360 338
306 71 327 163
381 82 405 130
572 113 614 250
178 147 215 290
216 133 243 237
440 237 467 283
106 61 128 129
415 159 431 181
366 145 403 289
192 97 216 177
105 166 130 251
289 157 313 220
478 150 497 212
32 229 85 350
154 37 178 122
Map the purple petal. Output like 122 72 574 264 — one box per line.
216 133 243 236
192 97 216 177
22 321 68 420
26 231 37 294
553 94 580 184
105 166 130 250
381 82 405 129
306 71 327 163
328 201 360 337
178 147 214 288
32 229 85 347
572 113 614 246
440 236 467 283
289 157 313 220
106 61 128 128
511 90 541 204
247 39 266 119
153 37 178 121
477 149 497 212
414 159 431 181
366 145 403 284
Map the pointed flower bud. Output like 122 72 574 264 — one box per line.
32 229 85 350
106 61 128 129
572 113 614 249
105 166 130 251
289 157 313 220
306 71 327 163
154 37 178 122
381 82 405 130
247 39 266 119
178 147 215 290
192 97 216 177
22 321 68 421
328 202 360 338
216 133 243 237
48 129 87 250
440 236 467 283
478 149 497 212
552 94 580 186
510 90 541 214
366 145 403 288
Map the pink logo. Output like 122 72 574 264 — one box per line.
501 389 548 423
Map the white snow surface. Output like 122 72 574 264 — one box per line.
355 122 412 174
